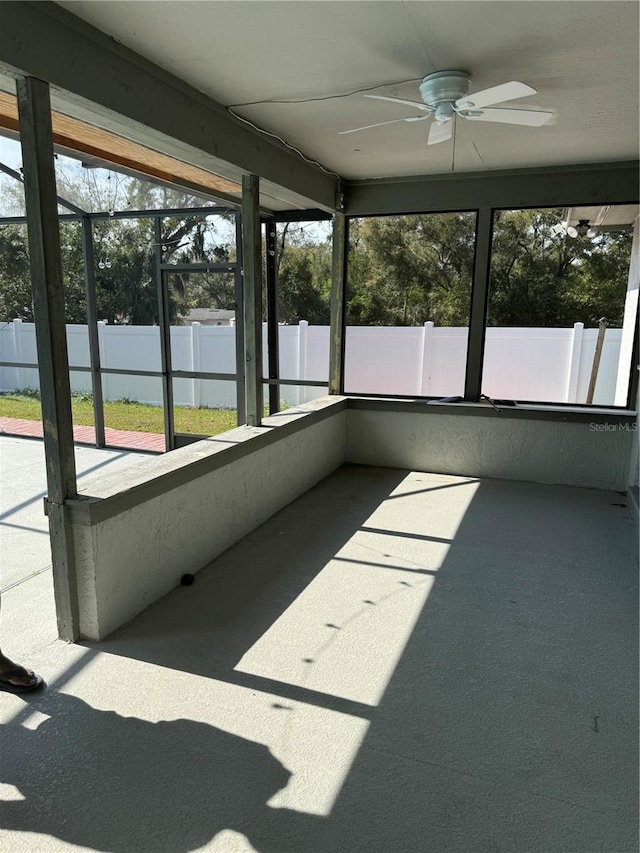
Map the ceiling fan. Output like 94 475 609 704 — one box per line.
341 71 553 144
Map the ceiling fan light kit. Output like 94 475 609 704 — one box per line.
343 69 553 145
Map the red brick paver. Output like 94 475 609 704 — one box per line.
0 417 165 453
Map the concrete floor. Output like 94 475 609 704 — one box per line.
0 438 638 852
1 435 155 595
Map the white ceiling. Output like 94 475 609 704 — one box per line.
50 1 640 182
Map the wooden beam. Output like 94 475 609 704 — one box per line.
0 90 240 199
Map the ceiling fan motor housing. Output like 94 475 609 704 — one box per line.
419 71 471 108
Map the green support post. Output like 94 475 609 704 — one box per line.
242 175 263 425
265 221 280 414
81 215 106 448
17 76 80 640
464 207 494 401
329 213 348 395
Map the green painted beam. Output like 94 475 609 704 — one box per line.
17 75 80 641
0 1 339 212
345 162 639 216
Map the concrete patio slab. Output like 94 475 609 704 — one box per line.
0 434 153 597
0 459 637 853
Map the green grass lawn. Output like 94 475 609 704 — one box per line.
0 392 239 436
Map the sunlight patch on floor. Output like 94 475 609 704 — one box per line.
236 473 479 708
210 829 258 852
236 562 434 707
226 474 482 815
266 704 369 816
0 783 25 802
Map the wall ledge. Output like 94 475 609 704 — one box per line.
66 396 347 525
64 392 635 527
346 396 638 424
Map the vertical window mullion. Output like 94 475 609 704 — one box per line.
464 207 494 401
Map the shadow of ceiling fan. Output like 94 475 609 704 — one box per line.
340 71 553 144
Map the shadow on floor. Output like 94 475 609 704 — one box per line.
0 690 315 853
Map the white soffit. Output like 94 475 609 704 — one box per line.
54 1 639 181
565 204 639 229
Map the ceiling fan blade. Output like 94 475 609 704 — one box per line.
339 116 429 135
428 121 453 145
463 107 553 127
364 94 434 113
456 81 536 110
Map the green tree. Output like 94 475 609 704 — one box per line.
1 156 632 333
54 162 236 325
346 209 632 329
347 213 475 326
0 221 88 323
59 221 90 323
488 209 632 327
276 223 332 324
0 224 32 321
562 230 632 326
92 218 158 324
0 162 238 325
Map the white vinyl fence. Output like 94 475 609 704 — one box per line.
0 318 624 407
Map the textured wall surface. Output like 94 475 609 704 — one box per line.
72 400 347 639
346 408 634 491
69 397 634 640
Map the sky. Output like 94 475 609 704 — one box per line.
0 135 21 171
0 131 214 216
0 130 331 242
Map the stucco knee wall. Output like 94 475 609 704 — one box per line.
70 399 347 640
346 407 634 491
